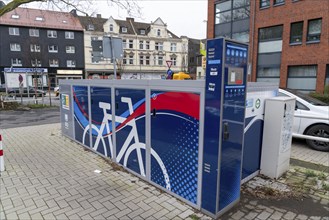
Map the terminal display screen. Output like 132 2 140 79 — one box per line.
228 67 244 85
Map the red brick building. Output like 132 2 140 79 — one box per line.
207 0 329 93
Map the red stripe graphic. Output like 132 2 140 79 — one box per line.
74 90 200 137
151 92 200 120
114 92 200 132
0 150 3 156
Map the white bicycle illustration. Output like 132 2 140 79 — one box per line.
82 97 171 190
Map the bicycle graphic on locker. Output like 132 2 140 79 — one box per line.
82 97 171 190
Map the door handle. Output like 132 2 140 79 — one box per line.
223 122 229 140
152 108 156 117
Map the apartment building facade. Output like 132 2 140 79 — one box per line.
77 14 189 79
0 7 85 88
207 0 329 93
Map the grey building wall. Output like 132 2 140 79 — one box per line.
0 25 84 69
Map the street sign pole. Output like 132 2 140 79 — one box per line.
18 74 23 104
110 36 117 80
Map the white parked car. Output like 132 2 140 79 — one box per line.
278 88 329 151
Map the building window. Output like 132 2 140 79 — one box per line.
307 19 322 42
48 45 58 53
123 55 127 65
157 29 161 36
29 29 39 37
233 0 250 7
31 59 42 67
232 31 249 43
49 59 59 67
146 56 150 65
9 27 19 36
129 55 134 65
260 0 270 8
259 25 283 41
287 65 317 91
140 29 145 35
11 58 22 66
87 24 94 31
139 41 144 50
35 16 44 21
171 57 177 66
146 41 150 50
257 67 280 77
65 31 74 39
30 44 41 52
47 30 57 38
274 0 285 5
290 21 303 44
158 56 163 65
122 39 127 49
155 42 163 51
129 40 133 49
11 14 19 19
67 60 76 67
66 46 75 53
215 3 231 24
10 43 21 51
122 27 127 33
110 24 113 32
325 65 329 87
232 7 250 21
170 43 177 52
219 0 232 10
139 55 144 65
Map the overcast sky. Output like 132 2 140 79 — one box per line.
95 0 208 39
7 0 208 39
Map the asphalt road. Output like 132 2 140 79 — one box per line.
0 107 60 129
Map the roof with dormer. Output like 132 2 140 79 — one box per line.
77 15 107 32
77 14 180 39
0 7 83 31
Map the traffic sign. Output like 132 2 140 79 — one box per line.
166 60 172 69
166 69 173 79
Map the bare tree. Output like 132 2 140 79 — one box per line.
0 0 141 17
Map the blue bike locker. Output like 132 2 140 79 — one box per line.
60 38 248 219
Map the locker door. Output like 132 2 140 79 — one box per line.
150 90 200 205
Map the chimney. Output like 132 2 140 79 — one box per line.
126 17 134 22
97 14 102 18
70 9 77 16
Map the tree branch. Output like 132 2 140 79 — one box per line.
0 0 45 17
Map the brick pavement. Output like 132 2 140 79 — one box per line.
291 139 329 168
0 123 328 220
0 123 209 220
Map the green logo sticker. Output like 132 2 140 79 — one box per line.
255 99 261 109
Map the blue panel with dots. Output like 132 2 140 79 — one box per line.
151 92 200 205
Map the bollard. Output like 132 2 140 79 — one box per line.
0 134 4 172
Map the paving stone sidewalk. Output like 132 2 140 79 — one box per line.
0 124 209 220
291 139 329 168
0 123 328 220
